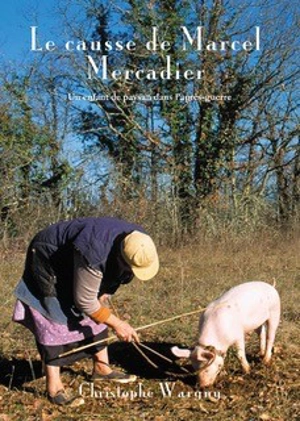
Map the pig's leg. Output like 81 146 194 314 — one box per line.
235 337 251 373
256 324 266 357
263 312 280 364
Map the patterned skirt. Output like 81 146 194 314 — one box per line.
13 300 108 366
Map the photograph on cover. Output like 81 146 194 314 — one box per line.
0 0 299 420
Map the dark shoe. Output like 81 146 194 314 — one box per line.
48 390 76 405
91 370 137 383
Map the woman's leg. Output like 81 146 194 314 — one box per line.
45 365 64 397
36 341 65 396
92 346 113 375
91 346 137 383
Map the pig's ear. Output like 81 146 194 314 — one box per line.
196 347 216 366
171 346 191 359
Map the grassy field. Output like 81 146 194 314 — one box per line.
0 231 299 420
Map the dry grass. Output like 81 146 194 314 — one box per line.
0 231 299 420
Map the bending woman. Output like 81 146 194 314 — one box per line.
13 217 159 405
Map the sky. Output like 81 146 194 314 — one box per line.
0 1 93 176
0 0 59 63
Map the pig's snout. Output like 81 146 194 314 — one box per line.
198 374 214 388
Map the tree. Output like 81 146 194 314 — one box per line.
3 0 297 242
0 62 78 240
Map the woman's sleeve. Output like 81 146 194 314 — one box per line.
73 249 103 315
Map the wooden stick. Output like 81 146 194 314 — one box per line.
109 297 192 374
58 307 206 359
108 297 190 374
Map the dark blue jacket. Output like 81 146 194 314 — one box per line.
14 217 145 324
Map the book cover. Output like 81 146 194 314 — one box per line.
0 1 298 420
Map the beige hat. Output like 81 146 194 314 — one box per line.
121 231 159 281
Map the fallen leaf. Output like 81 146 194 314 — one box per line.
0 415 12 421
33 399 44 410
69 397 85 407
229 395 240 403
208 394 219 403
199 403 209 414
259 413 272 420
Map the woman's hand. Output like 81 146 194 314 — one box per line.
99 296 139 342
114 320 140 343
105 313 139 342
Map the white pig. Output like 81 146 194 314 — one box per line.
172 281 281 387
